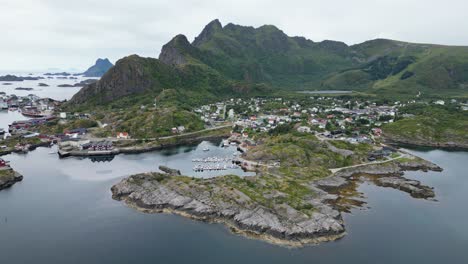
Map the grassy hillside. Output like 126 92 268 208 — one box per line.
243 133 373 179
323 41 468 98
383 104 468 148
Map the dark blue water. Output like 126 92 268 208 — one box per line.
0 146 467 263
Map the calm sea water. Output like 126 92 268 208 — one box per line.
0 71 95 100
0 144 467 263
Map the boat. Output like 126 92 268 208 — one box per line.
0 100 7 110
0 128 5 135
203 148 210 152
14 144 30 153
21 108 46 118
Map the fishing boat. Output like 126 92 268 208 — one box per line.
20 106 47 118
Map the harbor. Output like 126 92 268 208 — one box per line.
192 155 240 172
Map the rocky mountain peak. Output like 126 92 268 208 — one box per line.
159 34 193 66
192 19 223 47
95 58 111 65
82 58 113 77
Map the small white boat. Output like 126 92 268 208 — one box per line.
203 148 210 152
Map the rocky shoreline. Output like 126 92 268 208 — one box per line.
111 168 346 247
58 134 229 158
0 142 52 157
0 168 23 191
111 154 442 247
317 157 441 199
383 136 468 151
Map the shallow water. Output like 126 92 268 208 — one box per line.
0 145 467 263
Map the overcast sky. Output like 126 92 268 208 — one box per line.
1 0 467 72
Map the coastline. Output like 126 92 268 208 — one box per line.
0 167 23 190
116 195 346 247
58 134 229 158
111 153 442 247
0 141 52 157
383 136 468 151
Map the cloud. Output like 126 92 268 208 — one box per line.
1 0 467 71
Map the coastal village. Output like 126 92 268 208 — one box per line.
1 91 466 178
2 93 468 156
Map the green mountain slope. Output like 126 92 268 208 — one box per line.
323 40 468 96
68 20 468 109
383 104 468 148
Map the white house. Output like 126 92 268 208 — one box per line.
117 132 130 139
297 126 312 133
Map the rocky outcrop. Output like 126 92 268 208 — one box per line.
375 177 435 198
44 72 71 76
82 58 114 77
15 87 34 91
0 75 42 81
192 19 223 47
326 142 354 157
158 35 193 66
158 166 181 176
318 157 442 199
396 157 442 172
111 148 444 247
68 55 159 105
111 172 345 247
0 168 23 190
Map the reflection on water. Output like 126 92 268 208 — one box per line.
88 156 115 163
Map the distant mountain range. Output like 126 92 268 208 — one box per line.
69 19 468 107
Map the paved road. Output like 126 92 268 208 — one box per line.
158 125 232 140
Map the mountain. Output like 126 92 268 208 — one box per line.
82 58 114 77
69 20 468 108
322 40 468 96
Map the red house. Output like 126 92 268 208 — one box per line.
0 158 8 167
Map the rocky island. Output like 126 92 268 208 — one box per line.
0 75 43 81
111 133 442 246
82 58 113 77
0 166 23 191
